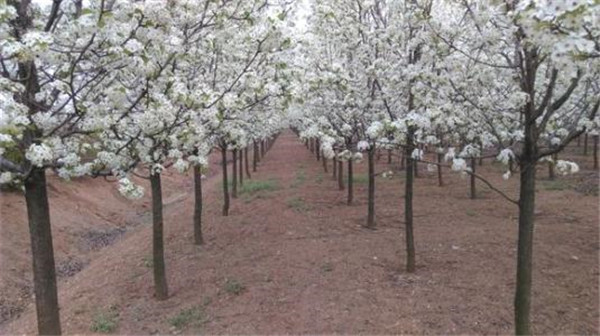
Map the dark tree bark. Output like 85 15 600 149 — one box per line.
253 140 259 170
193 165 203 245
470 157 477 199
437 152 444 187
366 148 376 228
232 149 238 198
245 147 251 179
316 139 321 161
347 159 354 205
150 173 168 300
221 147 230 216
24 167 61 335
387 149 392 164
584 133 589 156
261 141 266 157
515 157 536 336
322 154 328 173
338 160 344 190
238 148 244 186
405 129 416 273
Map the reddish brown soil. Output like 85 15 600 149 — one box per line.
1 131 598 335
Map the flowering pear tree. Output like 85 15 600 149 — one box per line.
434 1 600 333
0 0 169 332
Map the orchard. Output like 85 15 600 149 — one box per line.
0 0 598 335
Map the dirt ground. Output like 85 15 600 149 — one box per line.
0 131 598 335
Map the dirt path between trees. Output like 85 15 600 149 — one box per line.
2 130 598 334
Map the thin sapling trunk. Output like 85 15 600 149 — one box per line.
221 147 230 216
193 165 203 245
150 172 168 300
232 149 238 198
24 167 62 335
366 147 375 228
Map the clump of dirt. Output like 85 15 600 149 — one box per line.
79 227 128 251
0 299 23 325
56 257 88 278
0 285 31 325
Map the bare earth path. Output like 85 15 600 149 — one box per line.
2 130 598 334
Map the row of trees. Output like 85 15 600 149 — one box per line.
0 0 291 334
289 0 599 334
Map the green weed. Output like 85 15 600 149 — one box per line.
287 197 309 212
90 306 119 333
224 279 245 295
168 305 206 330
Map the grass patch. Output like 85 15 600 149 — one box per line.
239 179 279 203
168 305 206 330
90 306 119 333
541 179 569 191
352 174 369 184
315 173 323 183
239 179 279 195
224 279 245 295
287 197 309 212
141 256 153 268
291 170 306 188
466 209 477 217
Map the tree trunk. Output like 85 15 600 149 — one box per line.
261 141 266 157
232 149 238 198
150 173 168 300
387 149 392 164
338 160 344 190
593 135 598 170
347 159 354 205
366 148 375 228
316 139 321 161
333 155 337 178
193 165 203 245
437 153 444 187
245 147 251 179
221 148 230 216
583 133 588 156
322 154 328 173
515 158 537 336
253 141 259 170
470 157 476 199
405 130 416 273
239 148 244 186
24 167 61 335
